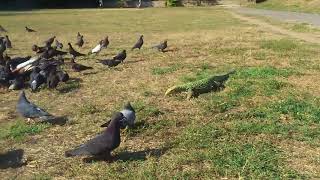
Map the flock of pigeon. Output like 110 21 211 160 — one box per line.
0 24 168 160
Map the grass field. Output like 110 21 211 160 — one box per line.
0 7 320 179
249 0 320 13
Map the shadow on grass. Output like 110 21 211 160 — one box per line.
58 78 81 94
44 116 68 126
83 147 170 163
0 149 27 169
125 59 145 64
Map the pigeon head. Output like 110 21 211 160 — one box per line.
122 50 126 53
164 40 167 44
100 112 126 129
140 35 144 39
123 102 135 112
32 45 38 52
5 35 8 38
68 43 72 46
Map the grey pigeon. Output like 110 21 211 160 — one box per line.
113 50 126 62
120 102 136 128
75 35 84 48
153 40 167 52
4 35 12 49
0 25 7 32
55 40 63 49
16 91 54 120
65 112 125 158
98 59 122 68
131 35 143 50
25 26 36 32
68 43 85 59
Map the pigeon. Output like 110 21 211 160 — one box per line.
25 26 36 32
103 102 136 128
90 36 109 55
153 40 167 52
9 76 24 90
32 45 46 54
0 39 6 55
29 67 45 91
4 35 12 49
77 32 81 40
75 35 84 48
68 43 85 59
56 70 69 82
98 59 122 68
65 112 125 158
55 40 63 49
44 36 56 47
71 58 93 72
131 35 143 50
120 102 136 128
0 25 7 32
40 46 67 59
16 91 54 120
113 50 126 62
47 68 60 89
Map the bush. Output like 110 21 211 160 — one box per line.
166 0 180 7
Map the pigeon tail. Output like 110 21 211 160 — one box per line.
65 146 89 157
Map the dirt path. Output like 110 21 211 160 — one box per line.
218 1 320 44
235 7 320 27
230 12 320 44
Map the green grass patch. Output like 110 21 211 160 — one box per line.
151 64 181 75
260 39 298 52
0 120 49 140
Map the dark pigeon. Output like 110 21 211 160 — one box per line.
71 58 93 72
16 91 54 120
153 40 167 52
55 40 63 49
98 59 122 68
32 45 46 54
47 69 60 89
9 76 24 90
29 67 45 91
65 112 125 158
25 26 36 32
4 35 12 49
40 46 67 59
56 70 69 82
68 43 85 59
0 25 7 32
113 50 126 62
77 32 81 40
131 35 143 50
75 35 84 48
44 36 56 47
0 39 6 55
